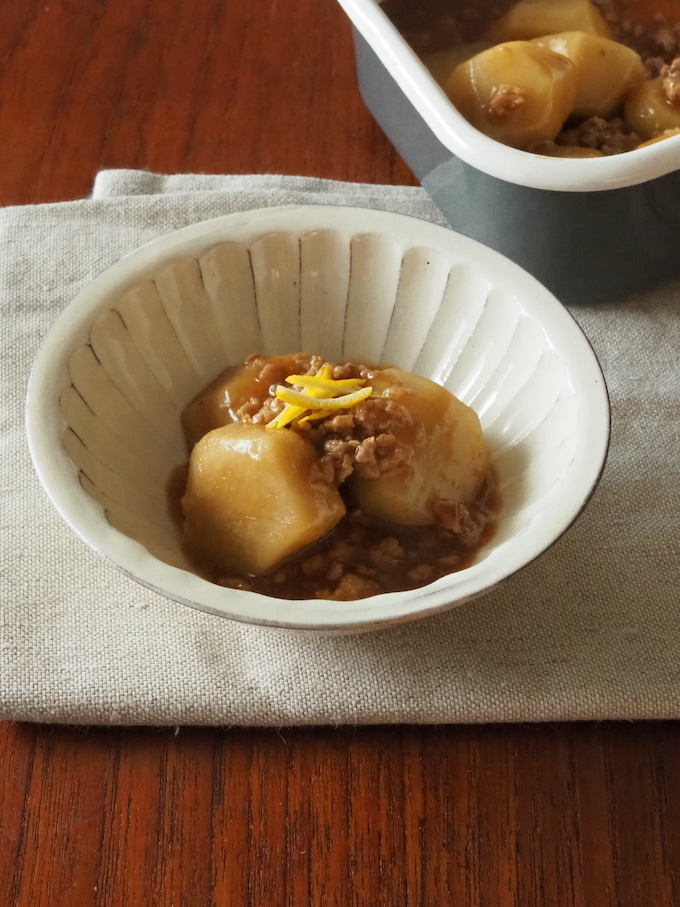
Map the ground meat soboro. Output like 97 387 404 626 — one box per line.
594 0 680 64
241 358 417 486
556 116 641 154
489 84 526 116
662 57 680 102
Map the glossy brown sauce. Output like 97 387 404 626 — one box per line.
167 465 499 601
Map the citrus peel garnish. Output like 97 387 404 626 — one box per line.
266 367 372 430
284 374 364 392
275 386 372 410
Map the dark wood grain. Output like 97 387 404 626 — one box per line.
2 724 680 906
1 0 679 904
0 0 415 206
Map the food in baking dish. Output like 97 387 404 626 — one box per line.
383 0 680 155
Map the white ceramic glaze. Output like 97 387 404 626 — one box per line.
26 206 610 632
337 0 680 192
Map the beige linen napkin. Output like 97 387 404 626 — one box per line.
1 171 678 725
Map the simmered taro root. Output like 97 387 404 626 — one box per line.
347 369 489 526
174 355 498 600
422 42 491 85
638 126 680 146
534 31 644 118
182 422 345 576
486 0 611 43
182 353 304 449
445 41 577 148
624 68 680 140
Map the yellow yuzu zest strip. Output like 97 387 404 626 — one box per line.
284 374 364 392
267 386 329 429
267 404 305 429
266 363 370 429
275 385 372 410
266 372 336 429
297 410 342 425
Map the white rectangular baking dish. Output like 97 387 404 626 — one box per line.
337 0 680 302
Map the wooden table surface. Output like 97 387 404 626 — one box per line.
1 1 679 904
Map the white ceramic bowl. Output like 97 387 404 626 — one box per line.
26 206 609 632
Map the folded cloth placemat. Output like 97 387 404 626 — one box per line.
1 171 678 726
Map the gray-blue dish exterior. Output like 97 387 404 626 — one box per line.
354 30 680 304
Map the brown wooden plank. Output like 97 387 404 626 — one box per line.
0 0 414 206
2 724 680 905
